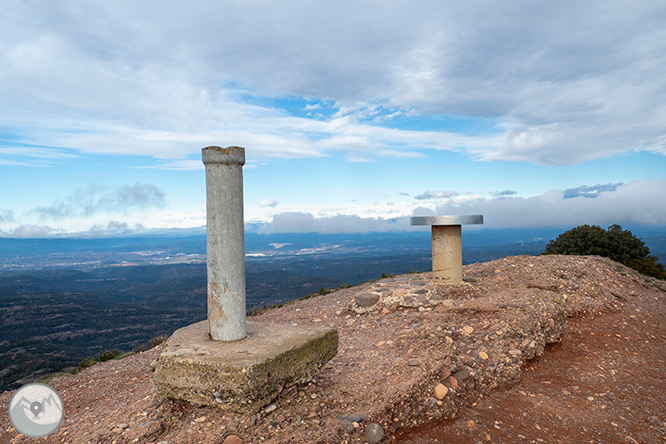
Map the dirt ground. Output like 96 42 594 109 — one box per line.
396 277 666 444
1 255 664 444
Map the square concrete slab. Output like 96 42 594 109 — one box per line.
152 320 338 414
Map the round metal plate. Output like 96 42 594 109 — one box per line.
410 215 484 226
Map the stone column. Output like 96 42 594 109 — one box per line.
432 225 462 283
411 215 483 284
202 146 247 341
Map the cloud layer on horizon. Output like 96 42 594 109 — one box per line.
1 1 665 166
259 179 666 233
1 179 664 237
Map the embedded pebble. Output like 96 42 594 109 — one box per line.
337 414 364 423
356 292 380 307
366 422 385 443
434 383 449 400
454 369 470 381
340 420 354 434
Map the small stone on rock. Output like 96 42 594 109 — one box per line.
356 292 380 307
453 369 470 381
434 383 448 400
222 435 243 444
340 420 354 434
366 422 385 444
337 414 364 422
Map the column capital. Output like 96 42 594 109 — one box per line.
202 146 245 166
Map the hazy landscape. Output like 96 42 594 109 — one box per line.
1 227 664 392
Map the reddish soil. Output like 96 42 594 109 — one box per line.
1 255 664 444
397 282 666 444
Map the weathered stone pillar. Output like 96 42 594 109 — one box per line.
411 215 483 284
153 144 338 414
202 146 247 341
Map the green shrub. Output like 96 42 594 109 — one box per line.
77 356 97 371
150 334 169 347
97 349 123 362
544 224 666 279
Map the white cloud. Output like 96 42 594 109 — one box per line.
259 199 279 208
1 224 63 238
33 183 166 220
490 190 518 198
0 1 662 165
256 179 666 233
262 212 411 234
435 179 666 228
414 191 459 200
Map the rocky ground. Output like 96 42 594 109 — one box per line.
1 255 664 444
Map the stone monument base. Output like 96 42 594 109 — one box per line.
152 320 338 414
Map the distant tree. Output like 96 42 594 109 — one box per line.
544 224 666 279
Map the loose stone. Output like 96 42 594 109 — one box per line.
337 414 364 423
340 420 354 434
453 369 471 381
356 292 380 307
434 383 449 400
264 404 277 413
479 351 489 360
222 435 243 444
366 422 385 444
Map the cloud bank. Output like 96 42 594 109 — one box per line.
1 1 664 165
260 179 666 233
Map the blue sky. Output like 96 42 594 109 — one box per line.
1 1 665 237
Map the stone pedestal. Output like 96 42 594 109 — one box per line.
411 215 483 284
432 225 462 283
153 321 338 414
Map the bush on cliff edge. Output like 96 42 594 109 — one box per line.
544 224 666 279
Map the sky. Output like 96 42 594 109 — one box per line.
1 0 666 237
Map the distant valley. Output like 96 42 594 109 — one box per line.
1 227 664 392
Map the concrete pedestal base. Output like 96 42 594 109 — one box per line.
152 320 338 414
432 225 462 283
